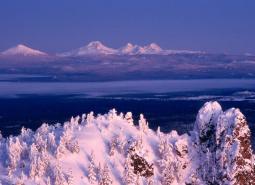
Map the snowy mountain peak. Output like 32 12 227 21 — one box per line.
119 42 163 55
60 41 117 56
147 43 162 50
2 44 47 56
126 42 133 47
119 43 138 54
87 41 105 48
142 43 163 54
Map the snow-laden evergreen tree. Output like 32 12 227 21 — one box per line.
158 135 168 157
66 169 74 185
56 121 79 158
117 131 126 154
99 164 113 185
69 115 80 129
15 178 25 185
109 136 118 156
107 109 117 121
47 132 56 152
161 163 174 185
67 139 80 153
87 151 97 184
86 112 95 126
158 135 176 184
46 176 51 185
146 176 154 185
20 127 33 143
123 155 136 184
81 113 86 125
135 173 141 185
6 137 23 177
125 112 134 125
29 143 49 180
34 132 47 152
88 161 97 184
53 163 67 185
139 114 149 134
156 126 161 137
97 162 103 183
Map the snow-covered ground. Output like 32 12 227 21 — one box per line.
0 101 254 185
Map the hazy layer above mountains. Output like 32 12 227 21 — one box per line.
0 53 255 81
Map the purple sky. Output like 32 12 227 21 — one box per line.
0 0 255 54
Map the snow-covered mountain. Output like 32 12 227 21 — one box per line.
0 42 202 57
1 44 47 57
118 43 142 55
141 43 163 54
118 43 163 55
58 41 201 56
0 101 254 184
59 41 118 56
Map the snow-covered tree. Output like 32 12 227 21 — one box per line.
6 137 23 176
156 126 161 137
123 156 136 184
146 176 154 185
117 133 126 154
161 163 174 185
20 127 33 143
67 139 80 153
139 114 149 134
125 112 134 125
87 152 97 184
15 179 25 185
29 144 49 180
81 113 86 125
66 169 74 185
107 109 117 121
86 112 95 126
99 164 112 185
109 137 118 156
52 163 67 185
47 132 56 152
46 176 51 185
88 161 97 184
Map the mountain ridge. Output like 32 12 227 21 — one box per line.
0 101 254 184
1 42 203 57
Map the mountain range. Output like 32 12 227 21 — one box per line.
1 41 255 81
0 41 201 57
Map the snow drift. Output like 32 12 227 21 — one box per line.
0 101 254 185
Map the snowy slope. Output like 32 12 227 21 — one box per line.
1 44 47 57
0 101 254 185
